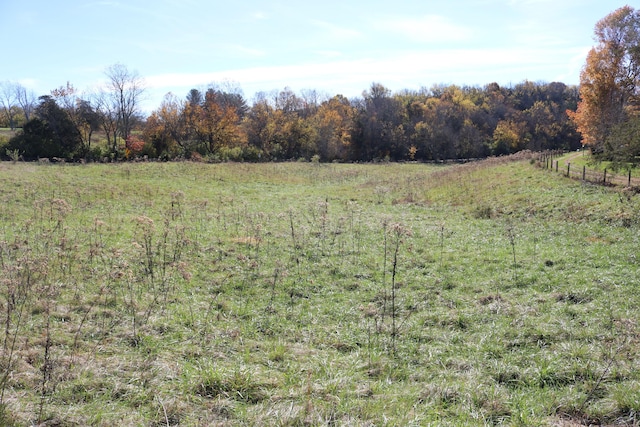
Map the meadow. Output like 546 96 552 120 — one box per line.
0 154 639 426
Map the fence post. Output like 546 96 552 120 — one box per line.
555 161 559 172
629 169 632 187
603 168 607 184
567 163 570 178
583 165 586 181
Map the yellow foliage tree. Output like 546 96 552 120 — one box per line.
570 6 640 158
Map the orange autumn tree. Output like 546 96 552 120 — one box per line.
570 6 640 160
313 95 354 161
144 93 186 157
185 89 245 155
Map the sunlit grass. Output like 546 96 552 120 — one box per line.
0 156 639 425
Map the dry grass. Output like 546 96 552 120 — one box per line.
0 158 638 425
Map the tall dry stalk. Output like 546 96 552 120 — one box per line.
288 209 302 282
376 220 411 354
37 303 53 423
505 220 518 286
389 223 408 354
0 274 29 412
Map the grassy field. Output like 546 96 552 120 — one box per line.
0 155 639 426
550 151 640 187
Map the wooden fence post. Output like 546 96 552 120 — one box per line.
567 163 570 177
555 161 559 172
629 169 632 187
603 168 607 184
583 165 586 181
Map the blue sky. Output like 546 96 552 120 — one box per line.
0 0 631 111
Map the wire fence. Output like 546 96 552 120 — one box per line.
537 151 640 188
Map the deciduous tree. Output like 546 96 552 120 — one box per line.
185 89 245 155
104 63 145 151
313 95 354 161
0 81 18 130
144 93 187 157
51 83 100 157
571 6 640 158
492 119 529 155
352 83 405 160
93 90 119 157
15 83 37 122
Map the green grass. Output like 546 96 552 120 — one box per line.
0 156 640 425
542 150 640 187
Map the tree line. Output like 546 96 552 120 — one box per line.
142 80 583 162
2 5 638 164
1 76 582 162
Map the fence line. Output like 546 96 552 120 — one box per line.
537 151 640 188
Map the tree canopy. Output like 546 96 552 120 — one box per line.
570 5 640 163
0 56 590 162
4 79 582 162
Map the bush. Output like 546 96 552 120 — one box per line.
85 145 106 162
125 135 147 159
217 146 244 162
241 145 263 162
138 141 157 159
213 145 265 162
0 135 8 154
10 98 83 160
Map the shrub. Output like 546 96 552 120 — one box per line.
125 135 146 159
0 136 8 156
214 145 265 162
218 146 244 162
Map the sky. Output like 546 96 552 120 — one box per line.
0 0 634 112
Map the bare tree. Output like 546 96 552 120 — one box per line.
15 84 37 122
300 88 323 118
104 63 145 147
50 83 101 156
0 82 38 129
0 81 18 129
93 89 120 157
274 87 301 114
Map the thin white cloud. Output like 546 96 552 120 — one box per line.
507 21 570 47
252 11 268 20
555 46 591 82
82 1 121 7
17 78 38 90
145 44 584 99
313 50 346 59
311 20 362 41
507 0 555 5
375 15 473 43
505 0 584 16
225 44 267 58
162 0 199 7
